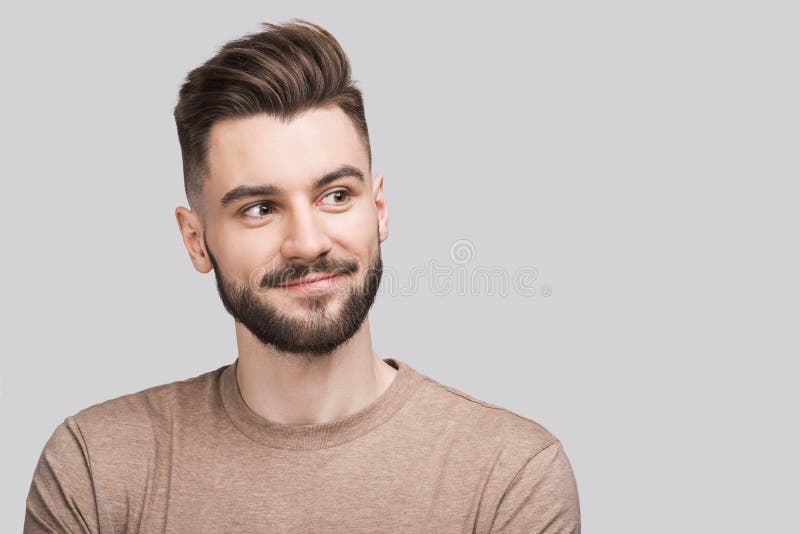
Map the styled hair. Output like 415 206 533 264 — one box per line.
173 19 371 212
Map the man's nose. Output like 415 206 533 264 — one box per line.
280 207 333 263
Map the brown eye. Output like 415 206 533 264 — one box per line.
321 189 352 206
243 202 275 218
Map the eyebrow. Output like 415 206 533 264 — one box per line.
219 165 365 208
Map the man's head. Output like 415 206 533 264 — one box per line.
173 20 388 357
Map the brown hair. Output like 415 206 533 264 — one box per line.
173 19 371 212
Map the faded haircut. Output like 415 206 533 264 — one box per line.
173 19 371 213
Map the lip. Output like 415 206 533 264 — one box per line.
275 271 346 294
280 272 337 287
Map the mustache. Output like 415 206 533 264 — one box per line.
259 258 359 289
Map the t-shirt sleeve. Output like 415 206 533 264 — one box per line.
24 416 99 534
490 440 581 533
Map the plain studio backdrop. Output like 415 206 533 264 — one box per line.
1 1 797 532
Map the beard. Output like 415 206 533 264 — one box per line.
203 232 383 358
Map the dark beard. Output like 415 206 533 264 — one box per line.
203 233 383 358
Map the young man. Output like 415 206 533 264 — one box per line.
25 20 580 533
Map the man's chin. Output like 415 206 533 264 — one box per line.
266 289 349 318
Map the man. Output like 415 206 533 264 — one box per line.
24 19 580 533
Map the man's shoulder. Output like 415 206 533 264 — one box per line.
27 364 231 526
69 364 228 443
409 367 560 456
403 366 580 531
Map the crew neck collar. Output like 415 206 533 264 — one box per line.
219 357 422 450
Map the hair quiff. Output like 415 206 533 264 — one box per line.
173 19 371 212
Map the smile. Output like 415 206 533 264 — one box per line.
277 273 341 293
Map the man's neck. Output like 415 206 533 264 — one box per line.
233 320 397 426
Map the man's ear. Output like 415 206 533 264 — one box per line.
372 172 389 243
175 206 212 273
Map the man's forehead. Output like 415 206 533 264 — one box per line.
204 106 370 197
208 106 363 161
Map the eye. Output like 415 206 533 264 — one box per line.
242 202 276 219
321 189 352 207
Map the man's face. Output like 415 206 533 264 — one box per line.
190 104 387 356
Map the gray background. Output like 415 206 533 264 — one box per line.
1 1 798 532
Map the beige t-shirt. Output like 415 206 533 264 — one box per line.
25 358 580 533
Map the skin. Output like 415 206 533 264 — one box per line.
174 103 397 426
